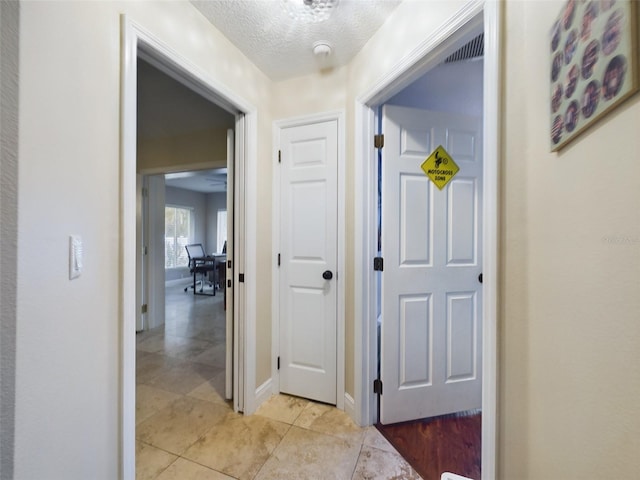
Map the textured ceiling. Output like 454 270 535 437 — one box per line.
190 0 403 81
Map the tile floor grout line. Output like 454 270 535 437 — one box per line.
177 454 240 480
350 443 365 480
150 456 180 480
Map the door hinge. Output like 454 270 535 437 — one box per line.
277 356 280 370
277 253 281 267
374 134 384 149
227 279 231 288
373 257 384 271
278 150 281 163
143 246 148 255
227 260 232 269
373 378 383 395
239 273 245 283
141 304 148 314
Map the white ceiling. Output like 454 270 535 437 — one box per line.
165 169 228 193
190 0 403 81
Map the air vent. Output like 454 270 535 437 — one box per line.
444 33 484 63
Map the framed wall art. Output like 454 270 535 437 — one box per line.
550 0 639 151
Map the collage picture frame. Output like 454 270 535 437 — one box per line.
550 0 639 151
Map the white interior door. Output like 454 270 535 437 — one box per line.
279 119 338 405
380 105 482 425
225 128 234 400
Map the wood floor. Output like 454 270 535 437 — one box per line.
376 412 481 480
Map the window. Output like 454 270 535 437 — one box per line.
165 206 192 268
217 210 227 253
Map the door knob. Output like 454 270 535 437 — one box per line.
322 270 333 280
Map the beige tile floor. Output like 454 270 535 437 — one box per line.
136 283 422 480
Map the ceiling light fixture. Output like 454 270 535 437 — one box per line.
282 0 339 23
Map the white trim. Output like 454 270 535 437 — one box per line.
480 2 501 478
271 110 346 410
353 2 500 479
344 392 356 420
254 378 273 410
271 121 281 396
120 17 137 480
362 0 484 106
353 103 377 427
120 15 258 477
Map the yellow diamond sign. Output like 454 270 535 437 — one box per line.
420 145 459 190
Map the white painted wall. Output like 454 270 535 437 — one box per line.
14 1 272 478
500 1 640 478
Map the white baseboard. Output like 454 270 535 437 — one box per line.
252 377 272 413
344 392 356 423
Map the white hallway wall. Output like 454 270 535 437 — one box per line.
14 1 271 478
500 1 640 478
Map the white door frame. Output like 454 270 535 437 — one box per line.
272 111 346 410
120 16 259 480
353 2 500 479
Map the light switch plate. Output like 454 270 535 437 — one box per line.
69 235 83 280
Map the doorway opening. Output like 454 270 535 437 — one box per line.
354 4 500 480
121 16 259 479
373 32 484 478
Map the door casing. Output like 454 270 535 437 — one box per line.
120 16 259 480
272 111 346 410
353 2 501 479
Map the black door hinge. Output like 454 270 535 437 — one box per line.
227 260 232 269
373 379 383 395
374 134 384 149
277 356 280 370
277 253 281 267
278 150 281 163
239 273 245 283
373 257 384 271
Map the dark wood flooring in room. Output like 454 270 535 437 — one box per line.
376 412 481 480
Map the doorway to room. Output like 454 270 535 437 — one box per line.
355 4 500 480
121 18 258 478
374 35 484 477
135 54 236 403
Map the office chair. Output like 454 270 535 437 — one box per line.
184 244 216 296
